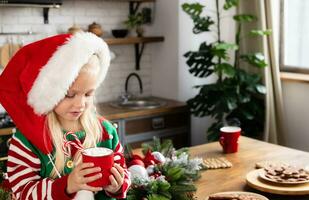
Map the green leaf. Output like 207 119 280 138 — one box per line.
250 29 272 36
211 48 228 60
227 98 237 110
214 42 239 51
170 184 197 193
184 42 215 78
215 63 235 77
233 14 257 22
0 189 10 200
192 16 215 34
207 121 223 141
160 139 174 157
211 43 238 60
240 53 267 68
148 194 170 200
239 93 251 103
242 109 254 120
157 180 171 191
224 0 239 10
158 191 172 199
256 84 266 94
150 181 159 193
182 3 204 17
124 13 144 29
182 3 214 34
167 167 185 181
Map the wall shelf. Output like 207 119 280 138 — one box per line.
105 36 164 45
0 127 15 136
103 0 161 70
105 36 164 70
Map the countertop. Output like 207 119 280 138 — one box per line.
96 96 189 120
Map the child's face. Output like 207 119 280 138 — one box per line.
54 71 97 124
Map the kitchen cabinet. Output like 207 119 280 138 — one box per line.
111 111 190 149
97 97 191 149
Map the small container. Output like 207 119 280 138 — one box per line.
67 25 83 35
111 29 129 38
88 22 103 37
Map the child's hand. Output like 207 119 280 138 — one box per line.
104 163 125 194
66 162 103 194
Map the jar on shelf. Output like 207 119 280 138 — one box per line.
88 22 103 37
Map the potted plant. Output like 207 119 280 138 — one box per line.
124 12 144 37
182 0 271 141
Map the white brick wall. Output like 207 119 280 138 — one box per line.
0 0 154 103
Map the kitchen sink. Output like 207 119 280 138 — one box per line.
110 99 166 109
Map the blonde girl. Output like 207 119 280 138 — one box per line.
0 32 130 200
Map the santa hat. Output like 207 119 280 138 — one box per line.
0 32 111 154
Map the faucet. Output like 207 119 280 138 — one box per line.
119 73 143 102
120 73 143 102
125 72 143 95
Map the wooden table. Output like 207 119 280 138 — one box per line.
189 136 309 200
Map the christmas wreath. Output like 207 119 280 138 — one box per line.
125 137 205 200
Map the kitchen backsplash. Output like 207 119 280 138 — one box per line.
0 0 153 106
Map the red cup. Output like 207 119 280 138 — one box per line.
82 147 122 187
219 126 241 153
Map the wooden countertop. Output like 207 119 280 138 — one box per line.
191 137 309 200
96 96 188 120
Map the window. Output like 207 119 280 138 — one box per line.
281 0 309 73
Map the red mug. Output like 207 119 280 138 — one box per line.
82 147 122 187
219 126 241 153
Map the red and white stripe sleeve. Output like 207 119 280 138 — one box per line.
7 135 75 200
105 141 131 199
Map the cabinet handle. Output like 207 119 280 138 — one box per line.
152 117 165 129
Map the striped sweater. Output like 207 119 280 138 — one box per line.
7 119 131 200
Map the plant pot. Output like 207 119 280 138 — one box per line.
136 26 144 37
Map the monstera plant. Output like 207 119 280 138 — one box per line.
182 0 271 141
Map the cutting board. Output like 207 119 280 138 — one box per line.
0 43 21 68
246 169 309 195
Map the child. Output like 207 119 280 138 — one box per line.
0 32 130 199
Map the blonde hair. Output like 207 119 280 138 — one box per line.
48 54 103 178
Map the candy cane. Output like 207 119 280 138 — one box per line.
62 131 84 157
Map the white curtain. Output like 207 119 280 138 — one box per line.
238 0 286 144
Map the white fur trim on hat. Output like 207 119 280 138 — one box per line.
27 32 111 115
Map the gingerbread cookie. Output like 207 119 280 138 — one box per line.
261 164 309 184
